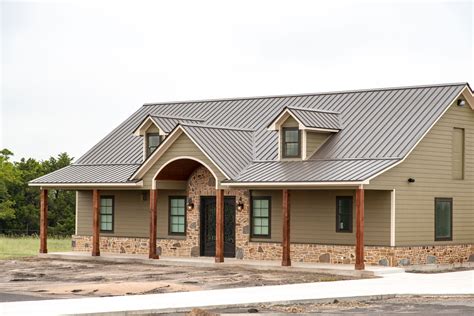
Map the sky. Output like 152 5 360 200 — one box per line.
1 0 473 162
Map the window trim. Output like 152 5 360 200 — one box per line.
146 133 161 157
434 197 453 241
282 127 301 158
100 195 114 233
336 196 353 233
168 196 187 236
250 196 272 238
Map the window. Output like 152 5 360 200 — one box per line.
282 127 300 158
169 196 186 235
100 196 114 232
251 197 271 237
146 133 161 157
336 196 353 233
452 128 464 180
435 198 452 241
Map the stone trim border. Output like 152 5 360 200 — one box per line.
72 235 473 267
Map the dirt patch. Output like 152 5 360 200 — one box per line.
179 295 474 315
0 257 355 300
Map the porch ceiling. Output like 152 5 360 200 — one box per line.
155 159 202 181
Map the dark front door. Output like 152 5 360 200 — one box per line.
200 196 236 257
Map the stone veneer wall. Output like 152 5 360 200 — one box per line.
72 166 474 266
72 235 474 266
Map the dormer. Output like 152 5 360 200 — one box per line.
267 107 341 160
133 115 205 159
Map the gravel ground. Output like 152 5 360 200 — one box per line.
0 258 353 301
175 295 474 315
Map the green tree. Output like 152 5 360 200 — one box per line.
0 150 75 236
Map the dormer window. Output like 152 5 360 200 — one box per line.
282 127 301 158
146 133 161 157
268 106 342 160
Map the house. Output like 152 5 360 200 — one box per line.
30 83 474 269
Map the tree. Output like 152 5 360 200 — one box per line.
0 149 75 236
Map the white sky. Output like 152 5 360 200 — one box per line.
1 0 473 162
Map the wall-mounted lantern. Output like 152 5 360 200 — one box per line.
408 178 416 183
237 197 244 211
187 197 194 211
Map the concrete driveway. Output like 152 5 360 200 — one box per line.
1 269 473 315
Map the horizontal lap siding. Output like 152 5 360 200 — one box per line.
367 101 474 246
76 189 185 238
251 189 391 246
306 132 330 158
141 132 226 189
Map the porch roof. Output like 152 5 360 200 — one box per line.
224 158 399 184
29 164 141 186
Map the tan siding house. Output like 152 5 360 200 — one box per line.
31 83 474 268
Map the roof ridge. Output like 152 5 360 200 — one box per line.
142 82 467 107
287 106 340 114
150 114 205 121
180 123 255 132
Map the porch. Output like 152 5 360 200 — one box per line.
37 160 395 270
39 251 403 277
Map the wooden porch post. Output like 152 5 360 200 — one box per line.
215 188 224 263
282 189 291 266
39 189 48 254
149 189 158 259
355 186 365 270
92 189 100 256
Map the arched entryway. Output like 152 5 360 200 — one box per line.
149 157 244 262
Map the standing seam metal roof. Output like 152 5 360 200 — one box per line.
31 83 468 184
286 107 341 130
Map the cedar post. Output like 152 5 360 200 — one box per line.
215 188 224 263
282 189 291 266
39 189 48 254
92 189 100 256
149 189 158 259
355 186 365 270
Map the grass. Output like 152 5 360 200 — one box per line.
0 236 71 259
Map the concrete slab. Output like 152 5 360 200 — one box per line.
1 270 472 315
40 252 403 277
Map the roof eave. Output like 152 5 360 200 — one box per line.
28 180 144 189
220 180 369 188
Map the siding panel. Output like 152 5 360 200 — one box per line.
367 101 474 246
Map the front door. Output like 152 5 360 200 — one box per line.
200 196 236 257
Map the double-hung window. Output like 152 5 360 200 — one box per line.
169 196 186 235
282 127 300 158
435 198 452 241
100 196 114 232
146 133 161 157
251 197 271 237
336 196 353 233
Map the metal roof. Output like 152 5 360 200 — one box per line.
227 158 399 183
180 124 254 179
286 107 341 130
151 116 205 133
30 164 140 184
31 83 468 185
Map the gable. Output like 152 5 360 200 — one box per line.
367 96 474 188
282 115 299 127
140 132 227 189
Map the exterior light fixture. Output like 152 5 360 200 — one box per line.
237 197 244 211
187 197 194 211
457 99 466 107
141 191 148 201
408 178 415 183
